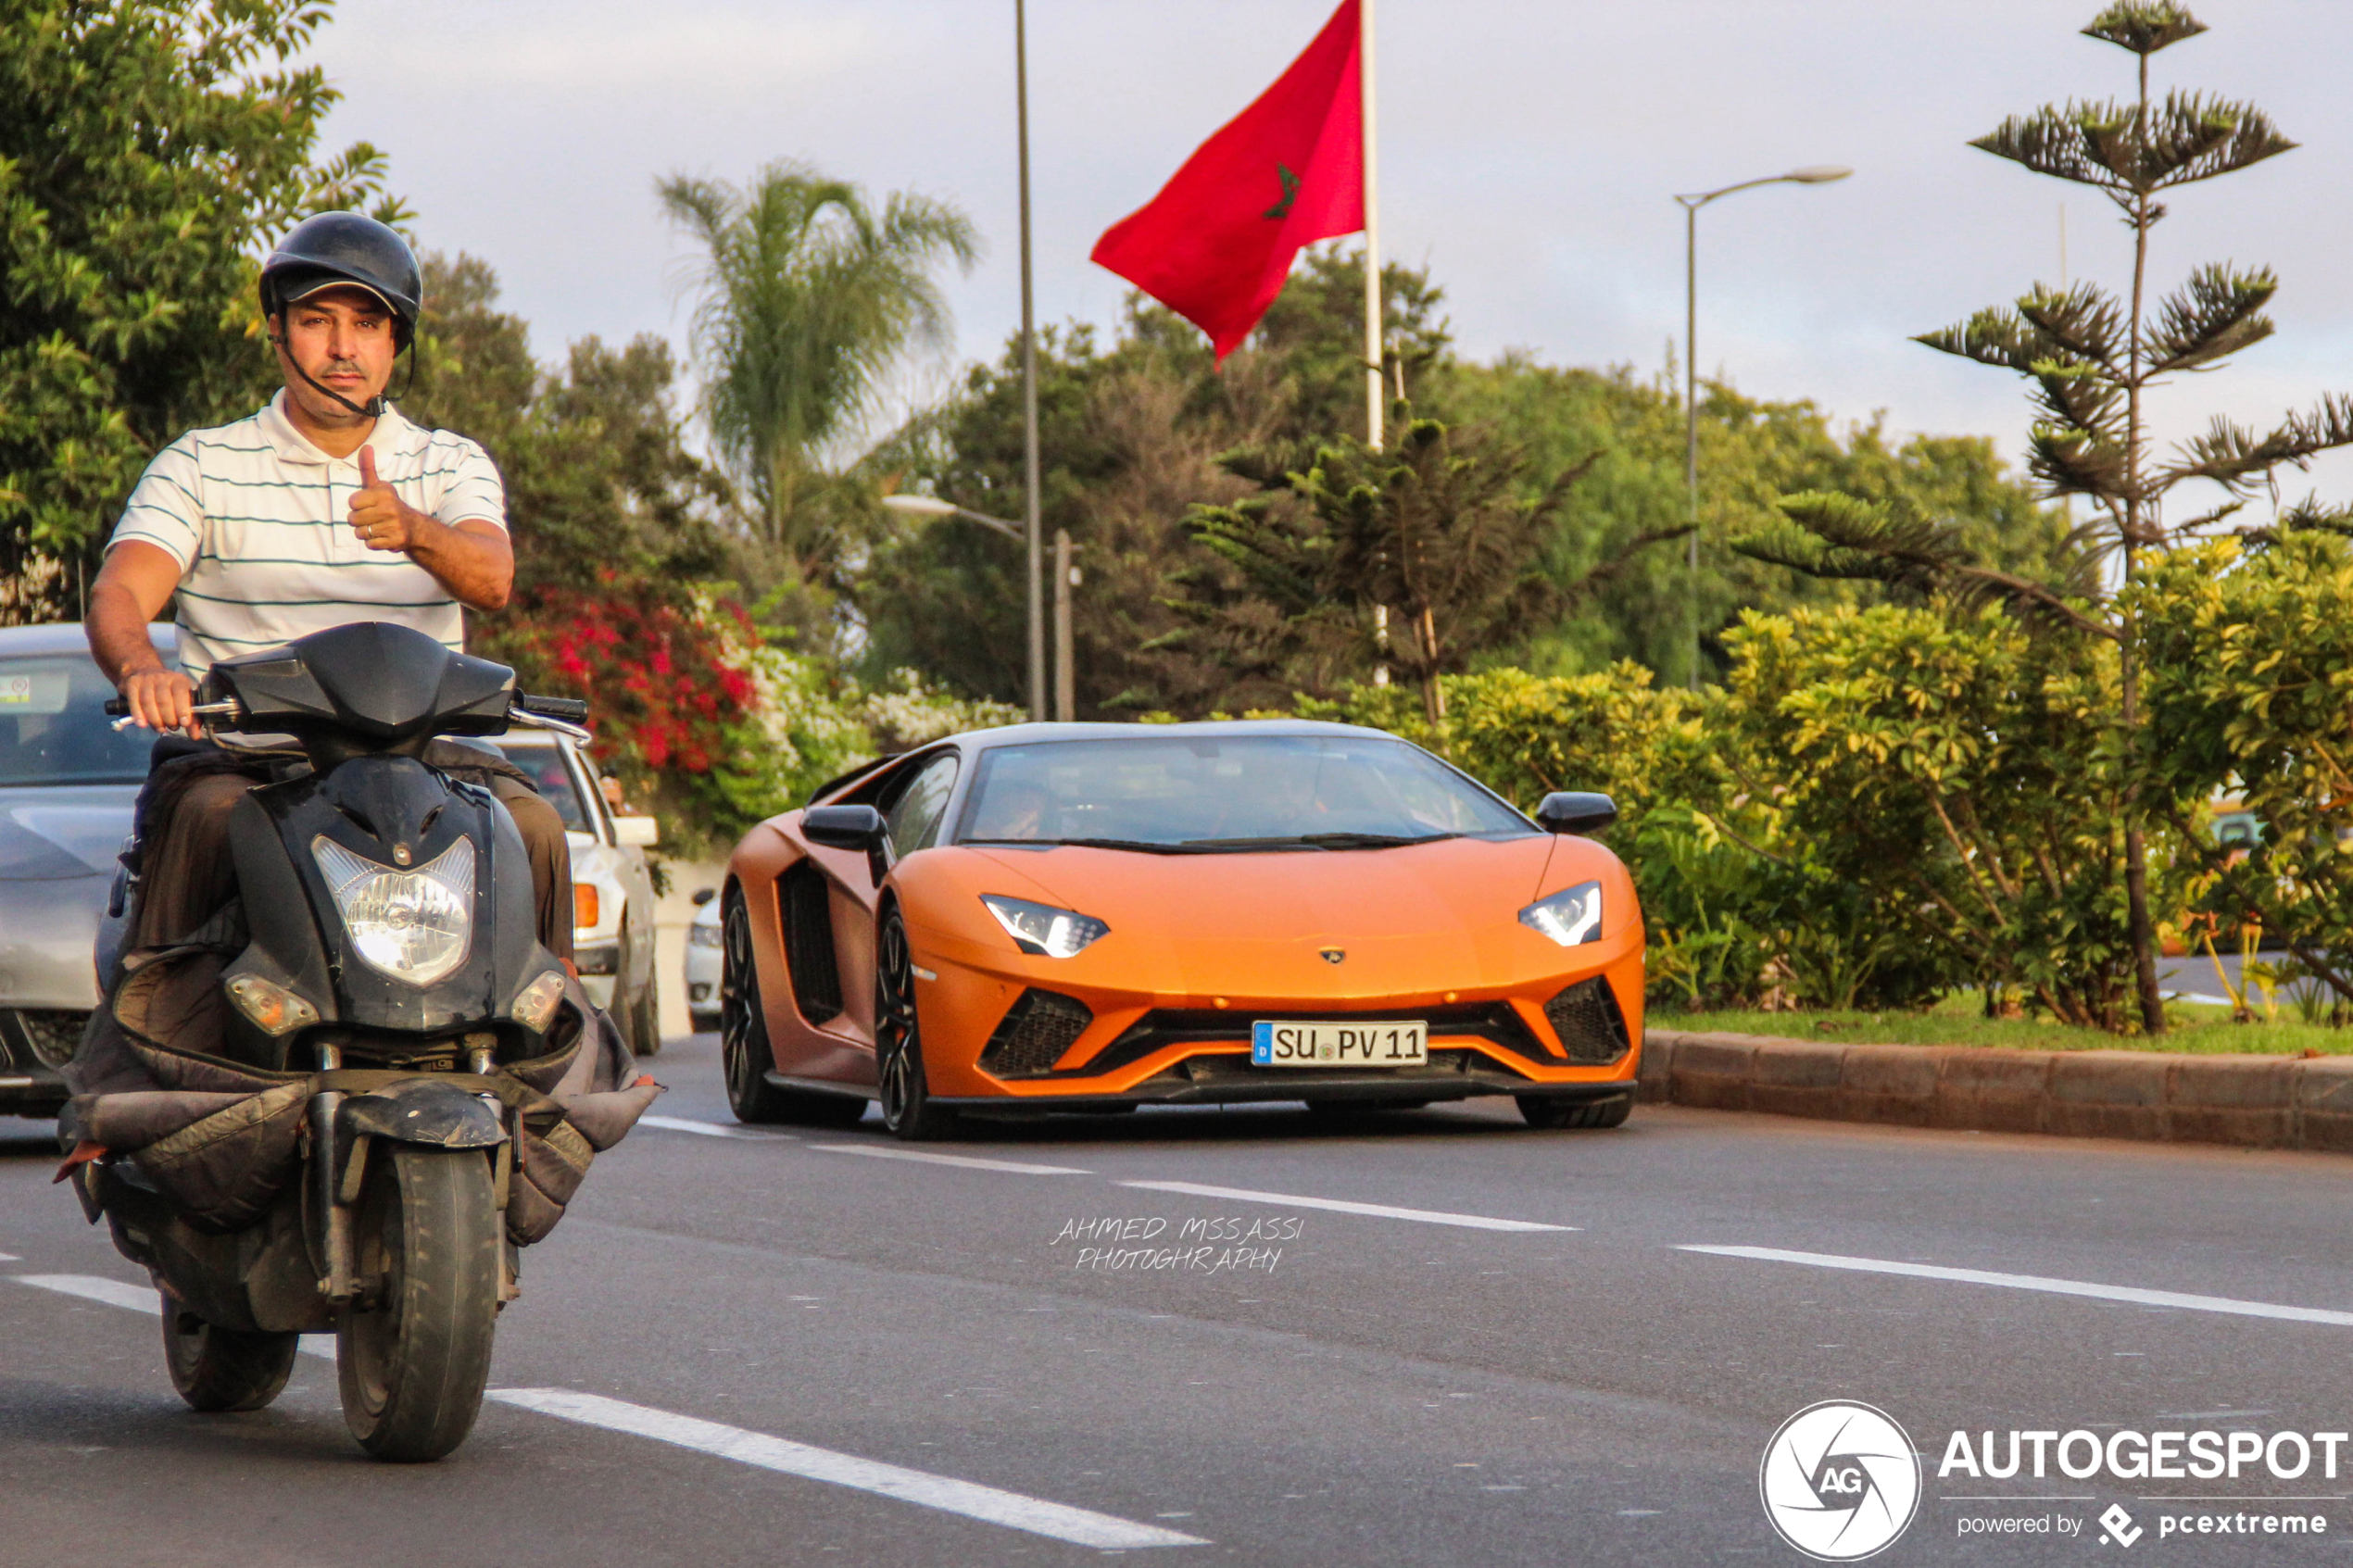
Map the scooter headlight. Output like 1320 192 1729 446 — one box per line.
312 835 475 986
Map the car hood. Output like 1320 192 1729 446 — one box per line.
0 786 136 882
955 834 1587 996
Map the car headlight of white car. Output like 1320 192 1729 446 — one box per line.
312 835 475 985
1518 879 1603 947
981 894 1110 958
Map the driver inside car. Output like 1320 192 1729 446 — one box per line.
82 211 573 966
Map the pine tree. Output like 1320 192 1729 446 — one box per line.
1738 1 2353 1033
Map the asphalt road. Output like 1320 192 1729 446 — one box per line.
6 1031 2353 1566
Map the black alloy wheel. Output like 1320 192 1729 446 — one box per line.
721 884 867 1128
162 1304 298 1412
875 907 957 1142
337 1143 499 1461
1516 1091 1634 1130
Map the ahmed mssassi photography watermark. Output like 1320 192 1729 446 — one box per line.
1758 1399 2345 1560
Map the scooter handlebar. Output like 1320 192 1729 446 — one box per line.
515 695 589 722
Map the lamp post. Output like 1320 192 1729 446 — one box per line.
1675 164 1850 689
881 495 1078 721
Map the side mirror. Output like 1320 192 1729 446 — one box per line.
803 803 890 885
691 887 716 907
613 814 660 848
1534 791 1617 836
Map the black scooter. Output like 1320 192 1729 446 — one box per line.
69 621 648 1461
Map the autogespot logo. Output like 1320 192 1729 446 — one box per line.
1760 1400 1924 1562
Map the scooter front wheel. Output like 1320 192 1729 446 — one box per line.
338 1142 500 1462
163 1303 298 1412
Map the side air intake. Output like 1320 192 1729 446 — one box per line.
779 861 843 1024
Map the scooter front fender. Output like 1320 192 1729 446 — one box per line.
336 1078 506 1148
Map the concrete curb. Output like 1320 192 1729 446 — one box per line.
1636 1029 2353 1154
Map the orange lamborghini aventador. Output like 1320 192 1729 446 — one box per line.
716 721 1643 1139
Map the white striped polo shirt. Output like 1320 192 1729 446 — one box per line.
108 390 508 677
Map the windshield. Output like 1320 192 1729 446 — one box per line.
0 654 161 787
485 740 591 832
953 734 1534 850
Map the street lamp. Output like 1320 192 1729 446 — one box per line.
881 492 1023 541
881 494 1079 721
1675 164 1850 688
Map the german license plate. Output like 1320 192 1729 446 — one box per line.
1251 1020 1428 1067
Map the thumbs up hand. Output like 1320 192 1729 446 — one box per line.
349 446 422 553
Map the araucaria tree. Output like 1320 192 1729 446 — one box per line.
1743 1 2353 1034
658 163 978 588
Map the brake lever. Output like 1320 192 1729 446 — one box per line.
506 709 593 745
111 700 239 733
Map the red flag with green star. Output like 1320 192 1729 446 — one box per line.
1089 0 1364 361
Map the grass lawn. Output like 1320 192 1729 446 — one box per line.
1651 992 2353 1056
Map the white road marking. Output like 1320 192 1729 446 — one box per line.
0 1251 18 1261
811 1144 1090 1175
487 1388 1206 1549
18 1273 157 1313
1116 1180 1573 1233
1680 1246 2353 1327
639 1114 797 1140
16 1273 333 1356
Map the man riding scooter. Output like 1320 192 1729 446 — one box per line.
84 210 573 961
62 212 658 1463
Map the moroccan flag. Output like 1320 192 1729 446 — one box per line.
1090 0 1364 361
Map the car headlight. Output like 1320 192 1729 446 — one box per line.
312 835 475 985
981 894 1109 958
688 921 722 949
1519 879 1604 947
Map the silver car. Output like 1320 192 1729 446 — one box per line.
0 624 665 1120
479 729 664 1056
0 621 176 1118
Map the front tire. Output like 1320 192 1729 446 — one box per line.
628 973 662 1059
337 1143 499 1462
163 1304 298 1412
875 908 957 1142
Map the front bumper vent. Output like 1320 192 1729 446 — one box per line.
1544 978 1631 1064
0 1008 88 1070
980 989 1094 1078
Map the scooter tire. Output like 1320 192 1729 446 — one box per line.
338 1143 500 1462
163 1304 299 1412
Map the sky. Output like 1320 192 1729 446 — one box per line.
304 0 2353 502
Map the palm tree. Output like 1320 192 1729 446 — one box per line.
658 162 979 582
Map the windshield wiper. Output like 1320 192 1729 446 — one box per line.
963 836 1212 854
1178 832 1461 851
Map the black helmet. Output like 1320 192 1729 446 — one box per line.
258 211 423 348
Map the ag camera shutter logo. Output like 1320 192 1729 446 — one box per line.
1759 1400 1922 1561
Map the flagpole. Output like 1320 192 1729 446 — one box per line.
1359 0 1381 451
1016 0 1045 722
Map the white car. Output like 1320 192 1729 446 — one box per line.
481 730 664 1056
685 888 722 1032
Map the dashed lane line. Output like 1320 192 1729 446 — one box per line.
18 1273 334 1355
638 1114 799 1140
490 1389 1207 1549
1680 1245 2353 1327
12 1274 1201 1549
1116 1179 1574 1233
810 1143 1091 1175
